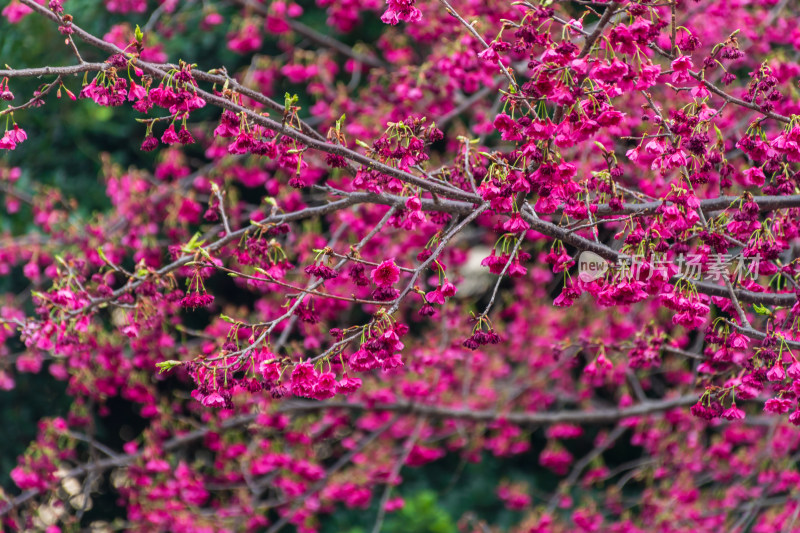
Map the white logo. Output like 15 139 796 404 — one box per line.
578 251 608 282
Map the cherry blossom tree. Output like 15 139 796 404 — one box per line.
2 0 800 531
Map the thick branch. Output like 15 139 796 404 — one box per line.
0 63 107 78
280 394 699 425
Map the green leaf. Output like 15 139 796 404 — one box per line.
183 232 205 252
155 360 182 373
284 92 298 111
753 303 771 316
713 124 724 144
335 113 346 133
134 25 143 43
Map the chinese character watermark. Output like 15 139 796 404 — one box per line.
578 252 763 282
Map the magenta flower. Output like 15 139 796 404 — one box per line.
127 81 146 101
381 0 421 25
120 324 139 338
426 288 445 305
439 280 457 298
743 167 766 186
140 135 158 151
312 371 336 400
371 259 400 287
766 361 786 382
2 0 33 23
10 466 40 490
290 362 317 397
764 398 792 414
178 127 195 145
201 392 226 408
0 131 16 150
721 403 745 421
8 125 26 143
501 214 530 233
260 361 281 383
160 124 180 145
149 85 177 108
671 55 693 83
180 293 214 309
336 374 362 395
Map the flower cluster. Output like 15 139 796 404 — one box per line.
0 125 26 150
